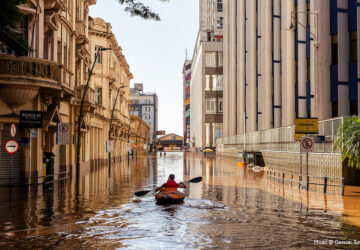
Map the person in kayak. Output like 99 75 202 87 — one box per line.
156 174 186 191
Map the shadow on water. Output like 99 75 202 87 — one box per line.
0 152 360 249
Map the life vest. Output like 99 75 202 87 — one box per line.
165 180 178 188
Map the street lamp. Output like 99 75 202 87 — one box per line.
76 47 111 182
108 85 127 168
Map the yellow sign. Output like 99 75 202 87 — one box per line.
295 118 318 134
294 133 306 141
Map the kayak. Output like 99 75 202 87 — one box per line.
155 188 185 204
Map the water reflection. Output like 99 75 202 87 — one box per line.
0 152 360 249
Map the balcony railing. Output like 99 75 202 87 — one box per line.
75 86 95 108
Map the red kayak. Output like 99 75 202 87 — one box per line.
155 188 185 204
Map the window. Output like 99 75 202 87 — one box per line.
216 75 223 90
95 88 102 105
350 31 357 62
331 35 338 65
218 99 223 113
57 40 62 64
205 52 216 67
218 52 223 66
95 46 102 64
206 99 216 114
205 75 210 90
205 123 210 146
217 17 223 29
217 0 223 12
213 124 223 145
212 75 217 90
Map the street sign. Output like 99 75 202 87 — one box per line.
18 138 29 146
19 110 43 128
56 123 70 145
30 129 38 138
294 133 306 141
10 123 16 137
5 140 19 154
295 118 318 134
106 141 114 153
301 137 314 152
156 130 166 136
311 135 325 143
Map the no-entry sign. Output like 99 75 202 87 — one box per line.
5 140 19 154
10 123 16 137
301 137 314 152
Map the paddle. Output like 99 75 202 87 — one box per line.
134 176 203 197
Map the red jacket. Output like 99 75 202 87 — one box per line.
165 180 178 188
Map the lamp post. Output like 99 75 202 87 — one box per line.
76 47 111 183
108 85 127 168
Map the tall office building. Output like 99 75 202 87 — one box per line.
190 0 224 150
130 83 158 147
183 60 192 146
222 0 360 137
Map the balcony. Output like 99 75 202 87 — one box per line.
0 54 74 107
74 85 96 112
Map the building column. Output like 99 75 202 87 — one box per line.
223 0 229 137
314 0 331 119
237 0 246 134
262 0 273 130
229 0 237 136
246 0 257 132
273 0 282 127
298 0 307 118
338 0 350 116
281 0 295 126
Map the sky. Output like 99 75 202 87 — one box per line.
89 0 199 136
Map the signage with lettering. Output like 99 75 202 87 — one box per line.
156 130 166 136
56 123 70 145
19 111 43 128
295 118 318 134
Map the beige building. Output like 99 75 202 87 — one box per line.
0 1 133 186
129 116 150 157
87 17 132 166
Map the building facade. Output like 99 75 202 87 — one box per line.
190 0 223 150
130 83 158 147
0 1 133 186
222 0 360 136
88 17 133 166
129 115 150 156
183 60 191 146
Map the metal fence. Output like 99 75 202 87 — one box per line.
217 117 344 153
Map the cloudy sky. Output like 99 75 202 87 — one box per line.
90 0 199 136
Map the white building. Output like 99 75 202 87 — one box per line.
190 0 223 150
130 83 158 146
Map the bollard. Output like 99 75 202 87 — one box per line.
298 175 302 189
306 175 310 191
290 174 293 186
323 177 328 194
282 173 285 184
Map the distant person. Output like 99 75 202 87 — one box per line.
156 174 186 191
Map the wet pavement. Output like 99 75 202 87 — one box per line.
1 152 360 249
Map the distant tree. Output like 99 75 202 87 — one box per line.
334 116 360 169
117 0 169 20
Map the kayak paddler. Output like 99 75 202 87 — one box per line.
156 174 186 191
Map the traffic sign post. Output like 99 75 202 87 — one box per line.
300 136 314 190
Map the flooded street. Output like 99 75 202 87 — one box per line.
1 152 360 249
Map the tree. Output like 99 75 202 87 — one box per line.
334 116 360 169
118 0 169 21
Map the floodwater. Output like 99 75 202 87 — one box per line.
1 152 360 249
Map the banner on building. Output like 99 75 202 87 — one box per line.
56 123 70 145
156 130 165 135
